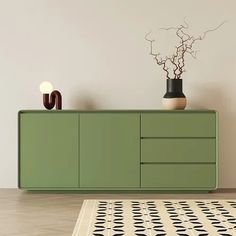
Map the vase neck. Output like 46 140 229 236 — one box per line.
166 79 183 93
163 79 185 98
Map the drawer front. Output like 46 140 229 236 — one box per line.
141 138 216 163
141 164 216 188
141 113 216 137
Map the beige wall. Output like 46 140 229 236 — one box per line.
0 0 235 188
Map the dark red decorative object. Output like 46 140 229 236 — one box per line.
43 90 62 110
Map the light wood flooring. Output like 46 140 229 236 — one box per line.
0 189 236 236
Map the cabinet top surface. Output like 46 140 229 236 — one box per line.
19 109 216 114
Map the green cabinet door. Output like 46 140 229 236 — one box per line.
19 113 79 188
80 113 140 188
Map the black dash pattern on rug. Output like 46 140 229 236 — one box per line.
93 201 124 236
131 200 166 235
81 200 236 236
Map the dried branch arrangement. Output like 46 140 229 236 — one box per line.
145 20 226 79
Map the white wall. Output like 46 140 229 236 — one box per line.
0 0 235 188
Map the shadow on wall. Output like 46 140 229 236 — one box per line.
70 91 99 110
190 84 236 188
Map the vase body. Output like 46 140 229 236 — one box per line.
162 79 187 110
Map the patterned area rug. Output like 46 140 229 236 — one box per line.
72 200 236 236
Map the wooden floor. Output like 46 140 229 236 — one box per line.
0 189 236 236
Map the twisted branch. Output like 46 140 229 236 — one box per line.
145 20 226 79
145 31 172 79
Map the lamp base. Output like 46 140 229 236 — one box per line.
43 90 62 110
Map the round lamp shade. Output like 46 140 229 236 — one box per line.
40 81 53 94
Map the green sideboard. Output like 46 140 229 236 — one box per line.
18 110 218 191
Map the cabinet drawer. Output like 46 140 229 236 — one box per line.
141 112 216 137
141 138 216 163
141 164 216 188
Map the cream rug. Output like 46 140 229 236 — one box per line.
72 200 236 236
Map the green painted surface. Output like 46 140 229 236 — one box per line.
141 138 216 163
19 110 216 113
141 164 216 188
20 188 211 191
141 113 216 137
80 113 140 188
18 110 217 191
215 112 219 189
20 113 79 188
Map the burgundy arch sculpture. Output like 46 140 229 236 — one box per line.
43 90 62 110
